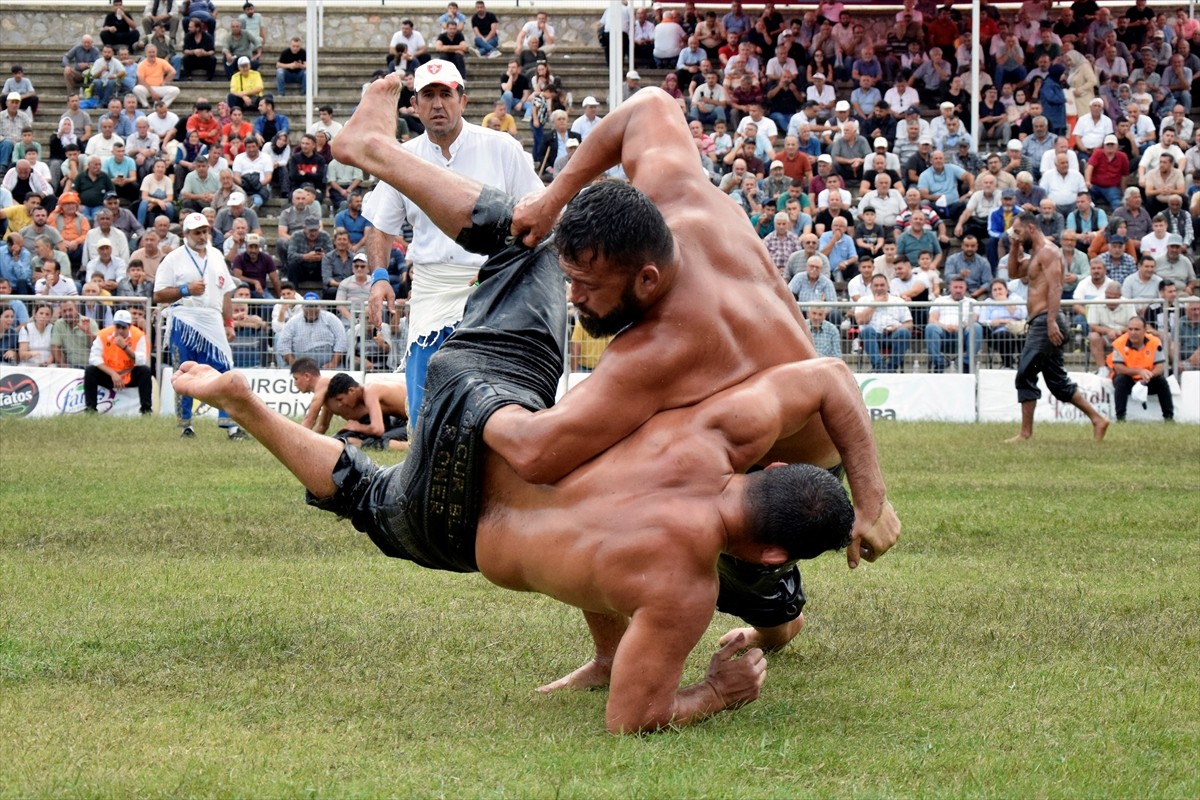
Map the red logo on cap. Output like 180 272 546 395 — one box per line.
428 63 442 74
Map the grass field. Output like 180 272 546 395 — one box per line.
1 415 1198 798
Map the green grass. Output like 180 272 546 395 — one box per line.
1 415 1198 798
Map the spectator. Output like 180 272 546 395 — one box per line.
276 292 346 368
275 188 320 264
287 218 332 285
254 95 290 142
805 305 841 359
516 11 556 55
124 117 161 180
83 208 130 265
221 18 262 77
1177 300 1200 371
926 277 983 373
978 279 1028 368
232 137 273 208
1155 235 1197 293
62 35 102 94
136 158 173 226
272 37 307 95
1088 281 1132 375
1064 192 1108 250
228 284 268 367
226 57 264 112
3 66 37 117
17 302 54 365
288 134 326 202
0 94 33 168
101 191 142 247
142 0 182 42
1109 316 1173 421
895 211 942 272
855 273 912 373
390 20 429 68
334 252 373 326
320 228 354 299
470 2 501 58
435 21 470 78
115 258 153 298
0 232 32 294
1041 153 1089 215
73 157 115 220
334 191 371 253
761 211 801 277
1140 214 1172 261
230 233 280 299
179 17 217 81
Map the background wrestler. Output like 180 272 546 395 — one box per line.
337 79 898 576
1007 212 1109 442
290 357 334 432
322 373 410 451
172 352 875 734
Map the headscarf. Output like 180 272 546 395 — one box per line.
56 116 78 148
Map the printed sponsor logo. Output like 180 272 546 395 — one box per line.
859 378 897 420
0 373 40 417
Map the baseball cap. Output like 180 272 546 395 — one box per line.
835 100 850 112
59 191 80 204
229 191 246 206
769 160 784 170
303 291 321 300
918 135 933 145
1103 134 1119 145
817 154 832 164
103 191 120 201
1089 97 1104 106
182 212 209 231
1154 30 1164 37
956 136 971 147
939 101 955 111
1168 233 1185 246
581 96 599 107
1109 235 1126 245
873 137 888 149
626 70 640 80
237 56 250 67
353 251 369 262
413 59 464 93
1001 188 1017 199
113 310 133 326
245 233 261 246
303 218 321 230
97 237 112 249
5 92 19 103
566 138 580 148
1007 139 1023 150
905 106 921 116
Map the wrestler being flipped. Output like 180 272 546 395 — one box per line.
174 77 901 733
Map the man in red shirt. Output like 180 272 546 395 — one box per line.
1084 134 1130 211
185 101 221 147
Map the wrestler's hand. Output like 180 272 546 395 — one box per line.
511 188 559 248
848 500 899 569
1047 316 1064 346
536 658 612 694
705 633 766 710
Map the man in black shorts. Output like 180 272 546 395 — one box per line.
173 154 892 733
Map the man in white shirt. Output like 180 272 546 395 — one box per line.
1072 98 1114 157
855 273 913 373
231 136 273 207
858 173 905 228
390 20 428 65
1040 153 1088 214
361 61 541 430
925 276 983 372
571 97 604 140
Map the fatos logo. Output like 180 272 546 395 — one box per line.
858 378 897 420
0 373 40 417
56 378 111 414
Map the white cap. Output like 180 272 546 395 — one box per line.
566 138 580 148
581 96 599 107
873 137 888 149
5 92 19 103
817 154 832 164
228 191 246 206
939 101 955 111
182 212 209 231
918 135 933 145
1103 134 1118 145
245 233 261 245
626 70 640 80
237 56 250 67
113 310 133 326
769 160 784 170
413 59 465 93
1089 97 1104 106
353 251 369 262
1007 138 1023 150
96 237 112 249
835 100 850 112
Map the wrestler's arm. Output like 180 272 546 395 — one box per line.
343 385 386 436
300 381 327 430
605 597 765 734
484 326 688 484
699 357 897 567
512 89 715 246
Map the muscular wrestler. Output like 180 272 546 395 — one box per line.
323 373 410 451
342 81 897 572
171 243 876 734
1007 211 1109 442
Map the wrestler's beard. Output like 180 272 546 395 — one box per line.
577 282 644 338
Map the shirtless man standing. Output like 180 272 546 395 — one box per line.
339 79 899 655
322 372 409 451
171 242 876 733
1007 211 1109 442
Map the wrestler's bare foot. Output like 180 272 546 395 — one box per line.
172 361 253 411
331 73 405 171
1005 432 1032 443
1093 417 1109 441
719 614 804 652
537 658 612 694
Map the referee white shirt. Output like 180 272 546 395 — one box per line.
362 121 542 349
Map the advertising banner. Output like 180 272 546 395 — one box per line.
977 369 1183 422
852 373 977 422
0 366 147 418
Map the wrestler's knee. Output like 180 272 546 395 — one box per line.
455 185 516 257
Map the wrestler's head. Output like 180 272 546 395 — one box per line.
738 464 853 562
326 372 363 411
290 357 321 392
1013 211 1040 248
555 180 675 338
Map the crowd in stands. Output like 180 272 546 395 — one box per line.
2 0 1199 379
